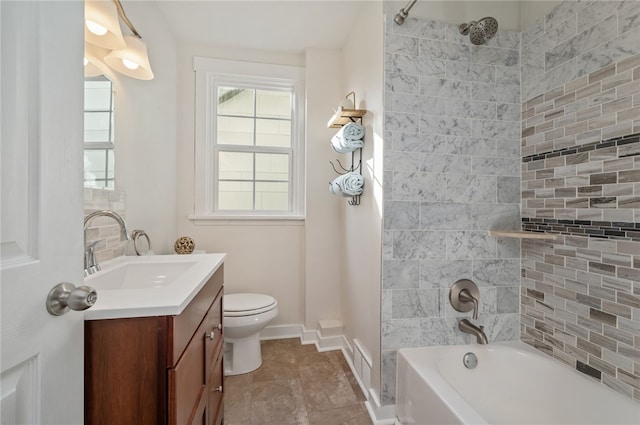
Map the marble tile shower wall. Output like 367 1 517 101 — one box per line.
381 16 521 404
521 0 640 102
520 1 640 402
84 188 128 263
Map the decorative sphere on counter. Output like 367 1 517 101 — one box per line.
174 236 195 254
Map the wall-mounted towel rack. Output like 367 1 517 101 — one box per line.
327 92 367 128
328 92 367 206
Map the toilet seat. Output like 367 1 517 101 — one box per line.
224 293 277 317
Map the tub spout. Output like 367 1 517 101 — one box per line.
459 319 488 344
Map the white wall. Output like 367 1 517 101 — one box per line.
175 43 307 326
340 1 385 400
304 49 344 329
112 1 178 255
110 8 348 330
110 2 383 398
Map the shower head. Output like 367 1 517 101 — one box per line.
459 17 498 45
394 0 418 25
394 9 408 25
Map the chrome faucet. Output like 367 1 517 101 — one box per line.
449 279 489 344
83 210 130 276
459 319 489 344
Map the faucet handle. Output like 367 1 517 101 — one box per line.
84 241 101 275
459 288 479 320
449 279 480 319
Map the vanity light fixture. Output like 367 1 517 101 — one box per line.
104 35 154 80
105 0 154 80
84 0 126 50
85 0 155 80
84 56 103 78
84 43 111 77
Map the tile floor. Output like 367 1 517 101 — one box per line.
224 338 373 425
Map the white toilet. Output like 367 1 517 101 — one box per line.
223 293 278 375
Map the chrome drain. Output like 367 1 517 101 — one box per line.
463 352 478 369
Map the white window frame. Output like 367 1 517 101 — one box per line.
191 57 305 220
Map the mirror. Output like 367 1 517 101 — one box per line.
83 76 115 189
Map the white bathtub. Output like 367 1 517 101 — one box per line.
395 341 640 425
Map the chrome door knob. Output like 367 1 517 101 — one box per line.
46 282 97 316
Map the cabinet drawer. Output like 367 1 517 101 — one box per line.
207 352 224 425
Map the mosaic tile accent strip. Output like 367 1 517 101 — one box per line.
522 218 640 242
522 132 640 224
523 133 640 163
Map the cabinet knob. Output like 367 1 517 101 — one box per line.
206 324 222 340
212 385 223 393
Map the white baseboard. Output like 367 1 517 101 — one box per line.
260 324 396 425
260 324 304 340
261 324 348 352
364 389 397 425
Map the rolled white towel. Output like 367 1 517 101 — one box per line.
330 122 365 153
329 179 342 195
340 172 364 196
330 172 364 197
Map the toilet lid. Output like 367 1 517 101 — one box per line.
224 293 277 316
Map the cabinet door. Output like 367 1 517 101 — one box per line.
169 323 206 425
188 388 207 425
204 291 223 380
207 352 224 425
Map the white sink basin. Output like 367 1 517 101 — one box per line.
88 261 198 290
83 253 225 321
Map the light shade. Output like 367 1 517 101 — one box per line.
85 0 126 50
104 35 154 80
84 44 111 77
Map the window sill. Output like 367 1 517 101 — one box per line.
188 214 305 226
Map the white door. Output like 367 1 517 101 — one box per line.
1 1 85 424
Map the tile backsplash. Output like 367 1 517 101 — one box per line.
84 188 128 264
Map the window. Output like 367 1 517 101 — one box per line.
84 77 115 189
193 58 305 219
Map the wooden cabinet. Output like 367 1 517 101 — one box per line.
85 265 224 425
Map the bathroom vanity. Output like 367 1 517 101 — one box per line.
83 254 225 425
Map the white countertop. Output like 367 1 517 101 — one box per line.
83 253 225 321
